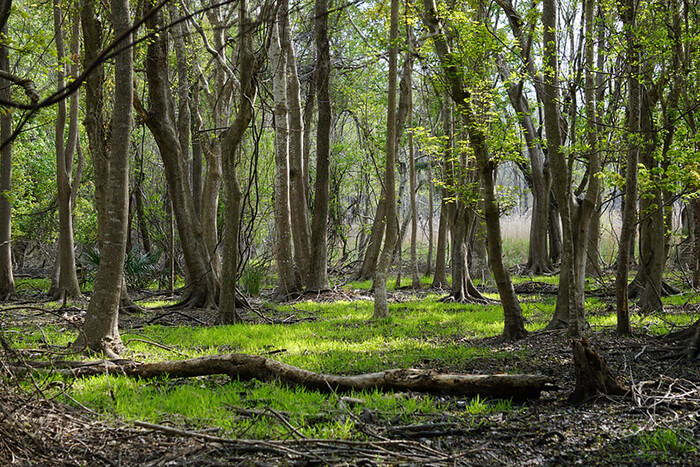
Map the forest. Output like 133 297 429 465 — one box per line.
0 0 699 464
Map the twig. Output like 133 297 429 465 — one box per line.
147 310 208 326
264 406 308 439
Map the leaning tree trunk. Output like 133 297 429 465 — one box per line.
422 0 526 340
75 0 132 356
144 8 219 309
0 26 14 298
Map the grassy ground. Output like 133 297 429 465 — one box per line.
2 275 699 464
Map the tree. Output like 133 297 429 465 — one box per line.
494 0 553 275
142 6 219 309
373 0 400 318
75 0 132 355
49 1 81 300
616 0 640 336
270 0 298 299
308 0 333 292
0 17 14 298
422 0 527 340
218 0 268 323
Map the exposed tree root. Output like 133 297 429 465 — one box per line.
438 293 492 305
19 353 559 400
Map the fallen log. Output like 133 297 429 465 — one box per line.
20 353 558 400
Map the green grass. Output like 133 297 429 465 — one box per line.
5 273 699 442
636 427 697 461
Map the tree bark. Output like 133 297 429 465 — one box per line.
541 0 580 336
616 0 640 337
569 338 627 404
422 0 526 340
51 2 81 300
271 8 298 298
308 0 332 291
496 56 552 275
431 198 449 288
373 0 400 319
0 23 14 297
143 8 219 308
75 0 132 356
218 0 262 324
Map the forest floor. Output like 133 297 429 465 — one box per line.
1 286 699 465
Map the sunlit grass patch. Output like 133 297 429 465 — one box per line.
15 277 51 294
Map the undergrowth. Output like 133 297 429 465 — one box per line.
5 274 699 444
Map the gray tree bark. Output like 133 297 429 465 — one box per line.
308 0 332 291
0 23 14 298
373 0 400 318
616 0 640 336
143 8 219 308
50 2 81 300
75 0 132 356
271 6 298 298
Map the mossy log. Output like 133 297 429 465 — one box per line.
23 353 558 400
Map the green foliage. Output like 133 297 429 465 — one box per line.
81 247 161 290
636 428 697 460
240 265 271 297
124 248 161 290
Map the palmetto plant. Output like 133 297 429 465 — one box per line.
82 247 161 291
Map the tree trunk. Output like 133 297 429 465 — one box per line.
51 2 81 300
425 157 434 277
541 0 580 336
431 199 449 288
356 197 385 281
271 9 298 298
308 0 332 291
496 56 552 274
219 0 261 324
636 88 664 314
422 0 526 340
0 24 14 298
281 0 313 286
408 98 421 289
571 0 602 317
616 0 640 337
144 8 219 308
75 0 132 356
373 0 401 319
